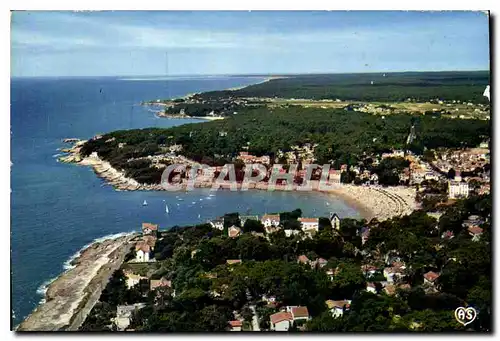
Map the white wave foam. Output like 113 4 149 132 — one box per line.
62 231 136 271
52 153 63 158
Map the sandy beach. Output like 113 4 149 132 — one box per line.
58 142 417 221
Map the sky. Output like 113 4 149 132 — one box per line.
10 11 490 77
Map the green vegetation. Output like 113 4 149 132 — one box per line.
82 195 491 332
230 71 490 103
80 106 489 184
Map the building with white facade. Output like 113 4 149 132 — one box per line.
448 180 470 199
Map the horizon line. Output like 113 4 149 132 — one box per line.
11 69 491 79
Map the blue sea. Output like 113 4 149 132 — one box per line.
10 76 361 327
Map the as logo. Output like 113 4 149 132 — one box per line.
454 307 477 326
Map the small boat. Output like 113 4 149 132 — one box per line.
198 214 201 219
143 200 148 206
165 205 169 214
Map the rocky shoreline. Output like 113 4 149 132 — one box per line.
57 139 417 221
17 233 138 331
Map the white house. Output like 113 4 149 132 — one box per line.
135 242 151 262
284 229 300 238
114 303 146 331
209 219 224 231
329 213 341 230
325 300 351 318
261 214 280 228
366 282 377 293
123 271 148 289
299 218 319 232
270 312 292 331
448 180 470 199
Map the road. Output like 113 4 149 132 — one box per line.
249 305 260 331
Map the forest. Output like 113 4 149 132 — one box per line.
80 105 490 184
228 71 490 103
80 194 491 332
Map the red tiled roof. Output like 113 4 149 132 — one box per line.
229 320 242 327
423 271 440 282
142 223 158 231
270 312 292 325
468 226 483 235
367 282 376 288
291 306 309 318
299 218 319 223
297 255 310 264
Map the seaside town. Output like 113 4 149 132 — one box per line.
11 10 492 333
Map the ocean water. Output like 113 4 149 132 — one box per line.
10 76 361 327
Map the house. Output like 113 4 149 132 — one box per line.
240 215 259 226
448 180 469 199
286 306 310 324
366 282 377 293
269 312 293 331
228 225 242 238
325 300 351 318
229 320 242 331
114 303 146 330
468 226 483 241
383 267 403 283
329 213 341 230
142 222 158 236
316 258 328 268
297 255 310 265
262 295 277 305
326 269 335 281
261 214 280 228
299 218 319 232
361 264 378 277
384 284 396 296
423 271 440 285
441 230 455 240
209 219 224 231
284 229 300 238
329 170 342 184
135 242 152 262
123 270 148 289
226 259 242 265
150 277 172 291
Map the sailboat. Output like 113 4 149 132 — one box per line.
165 204 169 214
143 200 148 206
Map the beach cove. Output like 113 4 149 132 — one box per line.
12 75 367 327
